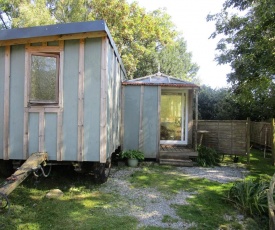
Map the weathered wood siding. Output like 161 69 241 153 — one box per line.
188 90 194 146
83 38 101 162
250 121 272 148
106 43 121 159
9 45 25 159
0 47 4 159
123 86 141 151
123 85 159 158
62 40 79 161
197 120 249 155
0 36 124 162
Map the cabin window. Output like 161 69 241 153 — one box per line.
29 53 59 104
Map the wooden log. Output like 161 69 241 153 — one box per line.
0 152 48 196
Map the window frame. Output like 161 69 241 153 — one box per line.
25 42 64 108
29 52 60 105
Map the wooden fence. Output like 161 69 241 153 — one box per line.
197 118 275 165
250 121 272 149
197 119 250 157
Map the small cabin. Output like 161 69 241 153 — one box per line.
122 72 199 165
0 20 125 178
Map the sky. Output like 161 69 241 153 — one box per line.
128 0 231 88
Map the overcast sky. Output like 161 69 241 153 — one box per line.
128 0 231 88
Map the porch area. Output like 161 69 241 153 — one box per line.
159 145 198 166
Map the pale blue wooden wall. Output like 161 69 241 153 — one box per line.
123 86 159 158
0 47 4 159
142 86 159 157
83 38 101 161
1 37 124 162
9 45 25 159
123 86 141 150
62 40 80 161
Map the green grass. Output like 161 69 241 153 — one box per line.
0 167 138 230
0 148 274 229
223 148 275 181
129 166 239 229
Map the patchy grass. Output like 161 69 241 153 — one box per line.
223 148 274 181
0 148 274 229
129 166 241 229
0 167 138 230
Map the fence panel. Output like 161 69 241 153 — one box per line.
197 120 249 155
250 121 272 148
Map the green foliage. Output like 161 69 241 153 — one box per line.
197 145 221 167
120 149 144 160
207 0 275 120
0 0 199 81
198 85 239 120
226 179 268 217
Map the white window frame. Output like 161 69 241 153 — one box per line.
160 89 188 145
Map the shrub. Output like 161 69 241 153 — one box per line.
226 179 268 217
120 150 144 160
197 145 221 167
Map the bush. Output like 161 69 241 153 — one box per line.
226 179 268 217
197 145 221 167
120 150 144 160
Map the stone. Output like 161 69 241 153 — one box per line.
45 189 63 199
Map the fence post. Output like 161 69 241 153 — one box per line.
246 117 251 164
272 118 275 166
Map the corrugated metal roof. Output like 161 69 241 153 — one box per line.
122 72 199 88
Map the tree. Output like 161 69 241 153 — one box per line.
207 0 275 120
207 0 275 86
0 0 198 81
198 85 238 120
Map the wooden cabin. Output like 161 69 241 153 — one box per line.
0 20 126 180
122 72 199 166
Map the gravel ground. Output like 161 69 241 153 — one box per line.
100 164 248 229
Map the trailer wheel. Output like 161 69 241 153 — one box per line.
93 162 111 184
0 160 13 177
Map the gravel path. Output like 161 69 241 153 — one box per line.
100 164 248 229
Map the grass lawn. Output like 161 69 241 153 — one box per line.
0 148 274 230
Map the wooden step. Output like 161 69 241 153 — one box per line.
159 158 194 167
159 151 198 159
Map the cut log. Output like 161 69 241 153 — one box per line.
0 152 48 197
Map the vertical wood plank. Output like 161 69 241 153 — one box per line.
138 86 144 150
156 86 161 160
3 46 10 160
57 40 64 161
120 85 125 151
23 45 31 159
57 109 63 161
194 89 198 150
100 37 108 163
77 39 85 162
39 111 45 152
59 41 64 107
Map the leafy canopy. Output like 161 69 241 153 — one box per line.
207 0 275 85
207 0 275 120
0 0 199 81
